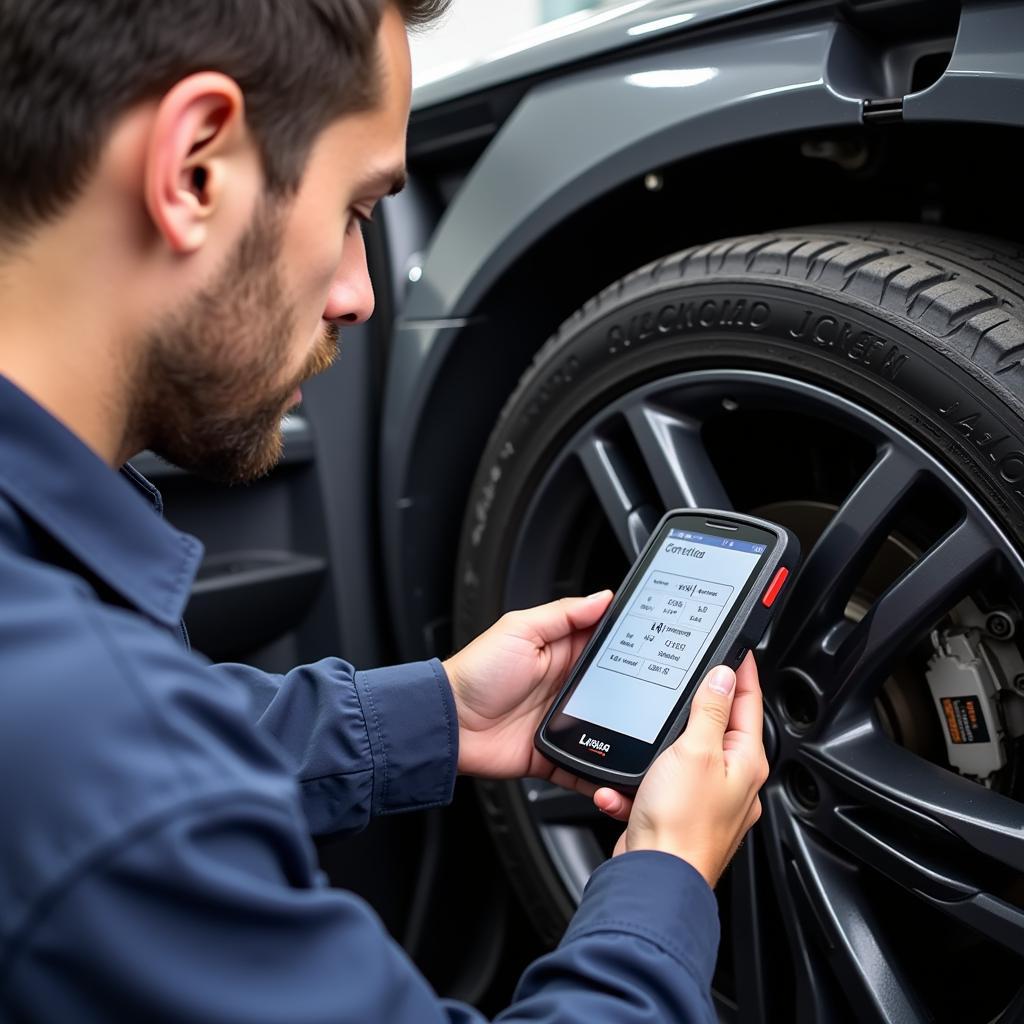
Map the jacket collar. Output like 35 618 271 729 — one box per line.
0 375 203 628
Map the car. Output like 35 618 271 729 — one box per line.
156 1 1024 1020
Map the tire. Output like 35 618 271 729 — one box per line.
454 224 1024 1016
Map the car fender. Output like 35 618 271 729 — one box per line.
381 2 1024 658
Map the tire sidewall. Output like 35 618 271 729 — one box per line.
457 268 1024 940
459 277 1024 637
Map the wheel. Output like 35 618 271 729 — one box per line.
455 224 1024 1024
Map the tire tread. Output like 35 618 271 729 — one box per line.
513 224 1024 421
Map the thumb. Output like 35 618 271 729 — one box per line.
567 590 614 629
515 591 613 643
682 665 737 750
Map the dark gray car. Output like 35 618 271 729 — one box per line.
168 1 1024 1020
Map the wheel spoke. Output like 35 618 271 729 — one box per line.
996 990 1024 1024
763 788 930 1024
625 403 732 510
729 838 772 1024
576 436 658 556
808 722 1024 876
821 517 995 716
787 935 847 1024
821 802 976 902
773 445 921 662
507 368 1024 1020
523 783 603 825
804 736 1024 957
948 891 1024 959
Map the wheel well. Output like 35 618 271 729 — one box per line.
477 119 1024 357
404 118 1024 655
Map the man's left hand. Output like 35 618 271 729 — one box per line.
444 592 613 794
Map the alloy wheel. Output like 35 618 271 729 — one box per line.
502 369 1024 1024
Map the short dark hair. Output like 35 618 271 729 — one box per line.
0 0 447 246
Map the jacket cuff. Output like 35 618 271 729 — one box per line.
563 850 720 984
353 658 458 815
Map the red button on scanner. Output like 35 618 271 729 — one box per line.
762 567 789 607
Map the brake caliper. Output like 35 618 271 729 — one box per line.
925 627 1015 786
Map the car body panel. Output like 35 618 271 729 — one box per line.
380 0 1024 661
902 2 1024 125
411 0 795 111
401 20 857 325
385 14 859 656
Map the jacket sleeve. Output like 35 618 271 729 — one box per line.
493 852 720 1023
206 658 458 836
5 789 720 1024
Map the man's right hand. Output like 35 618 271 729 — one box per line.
593 652 769 888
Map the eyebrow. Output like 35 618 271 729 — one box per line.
357 166 407 198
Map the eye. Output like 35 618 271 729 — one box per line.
347 208 374 235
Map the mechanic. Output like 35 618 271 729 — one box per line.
0 2 768 1021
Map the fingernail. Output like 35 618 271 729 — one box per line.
707 665 735 695
587 590 610 600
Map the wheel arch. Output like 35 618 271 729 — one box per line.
380 1 1024 661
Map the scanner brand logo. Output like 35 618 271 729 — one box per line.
579 733 610 756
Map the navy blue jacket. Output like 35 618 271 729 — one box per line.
0 374 719 1022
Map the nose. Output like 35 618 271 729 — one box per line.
323 226 375 326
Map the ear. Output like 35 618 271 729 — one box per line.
144 72 251 254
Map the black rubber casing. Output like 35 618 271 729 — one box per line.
534 508 800 790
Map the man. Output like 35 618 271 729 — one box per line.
0 1 769 1020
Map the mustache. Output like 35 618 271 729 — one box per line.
303 321 341 382
276 322 341 412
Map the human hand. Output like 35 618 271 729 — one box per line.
592 653 769 888
443 592 613 790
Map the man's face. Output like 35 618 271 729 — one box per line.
138 7 411 484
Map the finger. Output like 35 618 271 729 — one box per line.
681 664 737 750
723 655 767 772
594 787 633 822
568 623 598 665
726 651 764 743
509 592 613 645
535 622 601 700
546 765 600 799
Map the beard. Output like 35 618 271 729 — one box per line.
132 200 339 485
